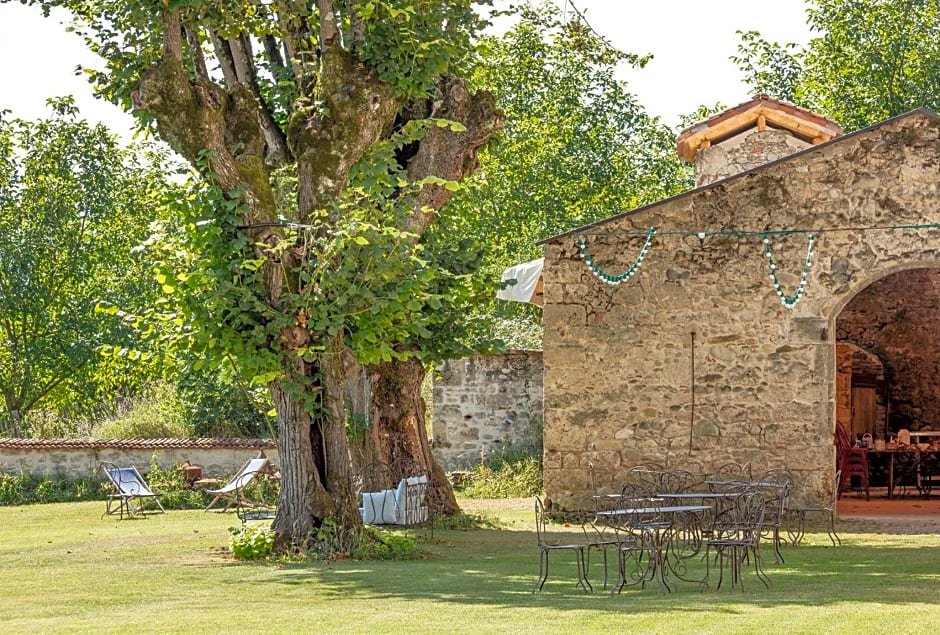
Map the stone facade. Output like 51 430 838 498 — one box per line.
0 438 278 481
694 127 811 186
540 108 940 509
431 351 543 471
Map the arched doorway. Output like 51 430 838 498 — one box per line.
834 267 940 498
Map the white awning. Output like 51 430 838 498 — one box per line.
496 257 544 306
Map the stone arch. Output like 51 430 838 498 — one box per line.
817 261 940 496
834 264 940 430
819 260 940 430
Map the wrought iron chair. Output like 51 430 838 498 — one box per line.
791 469 841 546
609 483 668 593
578 494 622 590
702 489 770 590
659 469 701 495
623 464 667 490
757 468 795 563
711 462 752 484
919 451 940 496
533 496 592 593
892 446 922 498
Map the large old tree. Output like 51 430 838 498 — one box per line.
22 0 503 550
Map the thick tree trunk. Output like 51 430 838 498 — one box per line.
269 379 318 550
270 346 361 552
363 359 460 516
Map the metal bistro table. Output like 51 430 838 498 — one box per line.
866 447 940 498
597 504 710 593
655 491 746 561
658 480 790 562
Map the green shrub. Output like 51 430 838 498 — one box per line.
143 455 209 510
0 473 103 506
229 524 276 560
453 448 542 498
350 525 422 560
435 512 499 530
92 382 193 439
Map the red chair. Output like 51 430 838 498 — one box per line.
838 448 870 500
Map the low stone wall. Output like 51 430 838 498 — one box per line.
431 351 543 471
0 438 278 481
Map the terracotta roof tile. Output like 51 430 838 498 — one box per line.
0 438 276 450
676 94 843 162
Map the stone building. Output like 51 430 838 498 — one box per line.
538 95 940 508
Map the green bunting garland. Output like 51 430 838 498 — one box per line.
763 233 815 308
576 227 818 308
577 226 656 285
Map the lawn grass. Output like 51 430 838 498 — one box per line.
0 499 938 634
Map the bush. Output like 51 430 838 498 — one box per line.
229 524 276 560
453 448 542 498
350 526 422 560
435 512 499 530
143 455 209 510
92 382 193 439
0 473 104 506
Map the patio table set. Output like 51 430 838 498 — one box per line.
533 463 810 594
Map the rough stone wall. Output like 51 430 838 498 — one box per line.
0 440 279 481
695 127 811 186
837 268 940 430
541 111 940 509
431 351 543 471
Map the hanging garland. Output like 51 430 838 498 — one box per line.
575 226 820 307
577 226 656 285
763 233 815 308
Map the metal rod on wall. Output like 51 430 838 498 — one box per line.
690 331 696 455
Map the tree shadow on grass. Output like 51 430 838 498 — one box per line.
240 525 940 613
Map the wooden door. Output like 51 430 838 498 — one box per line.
835 344 853 440
851 386 877 438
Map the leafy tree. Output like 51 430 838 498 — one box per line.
731 31 803 104
733 0 940 131
0 98 175 436
445 2 692 347
15 0 504 551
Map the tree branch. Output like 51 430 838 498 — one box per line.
162 9 184 63
406 78 505 235
209 31 239 87
262 34 289 81
228 33 292 167
318 0 340 48
344 0 365 49
184 24 209 81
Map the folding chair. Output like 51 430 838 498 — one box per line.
100 462 166 519
204 455 273 513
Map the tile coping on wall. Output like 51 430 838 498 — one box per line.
0 438 276 449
